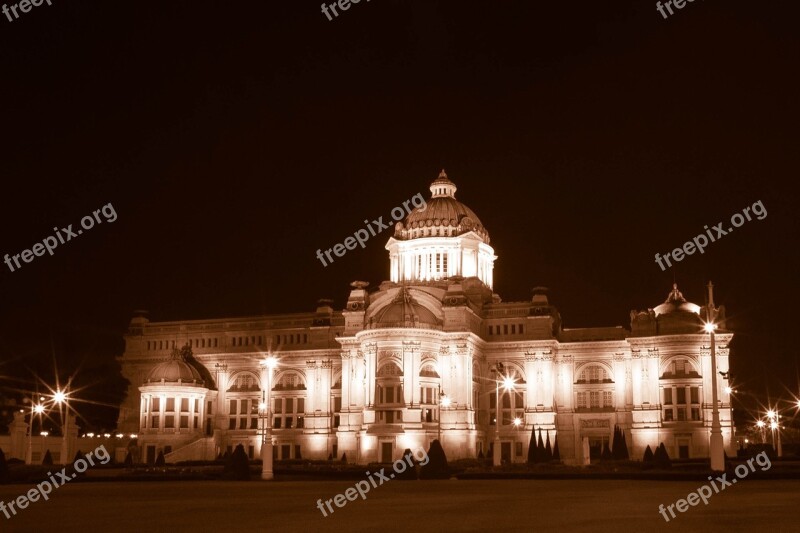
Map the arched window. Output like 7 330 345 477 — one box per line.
577 365 612 384
376 363 403 423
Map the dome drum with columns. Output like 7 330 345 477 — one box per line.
117 170 735 467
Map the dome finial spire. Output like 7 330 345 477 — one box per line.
430 169 457 198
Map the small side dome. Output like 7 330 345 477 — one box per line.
145 348 205 386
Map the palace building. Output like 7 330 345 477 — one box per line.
115 170 734 465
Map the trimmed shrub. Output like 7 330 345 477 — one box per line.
395 448 418 480
643 445 654 463
0 449 9 484
341 452 347 463
552 438 560 461
124 451 133 466
155 450 165 466
527 426 537 464
420 439 449 479
654 443 672 468
42 450 53 466
223 444 251 480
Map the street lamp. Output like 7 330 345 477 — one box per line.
26 400 45 465
756 420 766 443
438 386 450 442
260 356 278 480
766 410 782 457
53 389 70 464
704 281 725 472
492 363 515 467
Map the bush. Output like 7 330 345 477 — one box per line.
0 449 9 484
223 444 251 480
124 451 133 466
395 449 418 480
643 445 654 463
154 450 165 466
42 450 53 466
420 439 449 479
341 452 347 463
654 443 672 469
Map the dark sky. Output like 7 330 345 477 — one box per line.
0 0 797 430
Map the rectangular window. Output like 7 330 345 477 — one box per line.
285 416 294 429
297 398 304 413
577 392 586 408
273 418 282 429
664 388 673 405
502 393 511 409
240 400 248 414
274 399 282 414
334 396 341 412
181 398 189 412
151 415 159 428
152 397 160 411
229 418 236 430
664 409 673 421
194 398 199 412
603 391 612 407
239 418 247 429
677 388 686 404
250 417 258 429
193 415 199 428
297 415 304 428
286 398 294 414
207 401 213 415
515 392 523 407
165 415 174 429
166 398 175 412
590 391 600 408
690 387 699 404
180 416 189 429
229 400 237 415
691 408 701 421
677 408 687 421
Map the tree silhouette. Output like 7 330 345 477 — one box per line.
155 450 165 466
224 444 250 480
42 450 53 465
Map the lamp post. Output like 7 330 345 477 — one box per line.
756 420 766 443
438 385 450 443
705 281 725 472
260 356 278 480
26 400 45 465
492 363 515 467
53 389 69 464
766 410 782 457
724 386 735 444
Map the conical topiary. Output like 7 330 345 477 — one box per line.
536 429 546 463
224 444 250 480
552 437 560 461
42 450 53 465
611 426 621 459
655 443 671 468
620 431 630 460
643 445 654 463
341 452 347 463
527 426 537 464
545 432 553 461
124 451 133 466
73 451 84 463
395 448 418 480
420 439 449 479
155 450 165 466
477 448 484 460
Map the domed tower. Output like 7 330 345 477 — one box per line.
385 170 496 288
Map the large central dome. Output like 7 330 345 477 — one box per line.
394 170 489 243
385 170 497 288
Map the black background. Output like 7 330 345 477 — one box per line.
0 0 797 431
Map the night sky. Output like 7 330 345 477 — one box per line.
0 0 797 431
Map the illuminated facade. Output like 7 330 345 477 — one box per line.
116 170 734 465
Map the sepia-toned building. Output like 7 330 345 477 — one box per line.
116 170 734 465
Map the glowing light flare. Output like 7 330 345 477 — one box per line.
440 396 451 408
53 390 67 404
513 417 522 427
502 376 516 391
40 431 48 437
767 410 776 419
703 322 717 333
756 420 765 428
33 404 45 414
770 421 778 430
724 387 732 394
261 356 278 370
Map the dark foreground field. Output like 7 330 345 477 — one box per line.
1 479 799 533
